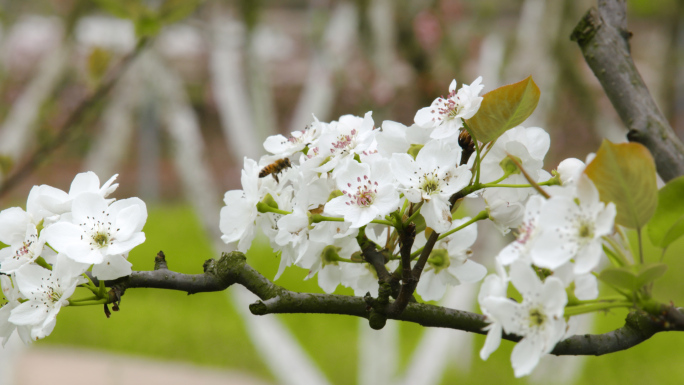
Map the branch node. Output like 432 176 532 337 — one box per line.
368 309 387 330
250 301 268 316
154 251 168 270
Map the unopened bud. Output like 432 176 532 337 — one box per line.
459 130 475 165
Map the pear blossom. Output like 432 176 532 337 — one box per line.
478 261 508 360
0 275 32 346
415 217 487 301
0 207 46 274
220 158 262 252
414 77 484 139
30 171 119 218
312 112 377 175
263 116 324 157
9 255 87 341
480 261 567 377
391 140 471 232
531 176 616 274
324 158 400 228
44 192 147 265
496 195 546 266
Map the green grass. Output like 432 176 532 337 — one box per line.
33 204 684 384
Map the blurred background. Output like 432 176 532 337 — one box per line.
0 0 683 384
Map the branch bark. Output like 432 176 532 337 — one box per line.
571 0 684 182
99 251 684 357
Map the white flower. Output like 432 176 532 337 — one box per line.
531 176 616 274
391 140 471 232
312 112 377 175
220 158 261 252
44 192 147 265
496 195 545 266
324 158 400 228
374 120 410 157
414 77 484 139
263 115 324 157
0 275 32 346
478 261 508 360
30 172 119 218
9 255 87 341
0 207 46 274
480 261 567 377
415 217 486 301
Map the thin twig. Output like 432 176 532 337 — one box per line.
0 38 150 198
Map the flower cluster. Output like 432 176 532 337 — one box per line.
0 172 147 344
219 76 620 377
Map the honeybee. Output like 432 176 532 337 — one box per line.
259 158 292 183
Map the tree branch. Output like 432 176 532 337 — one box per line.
571 0 684 182
98 251 684 357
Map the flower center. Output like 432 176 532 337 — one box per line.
420 174 441 195
47 286 63 303
578 221 594 240
427 249 450 273
528 308 546 327
343 175 378 207
93 232 109 247
331 129 357 153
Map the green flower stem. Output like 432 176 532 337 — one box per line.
409 210 489 259
564 301 633 316
371 219 394 226
437 210 489 241
98 279 107 298
68 298 109 307
400 199 410 217
311 215 344 223
462 120 482 185
256 202 291 216
34 256 52 270
69 295 99 303
479 178 559 189
602 236 631 267
505 155 551 199
487 170 516 185
406 202 423 225
81 273 99 294
573 296 630 305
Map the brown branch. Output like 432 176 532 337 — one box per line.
571 0 684 182
0 38 150 198
96 251 684 356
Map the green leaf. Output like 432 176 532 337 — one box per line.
636 263 667 288
599 267 639 292
648 175 684 248
584 140 657 229
465 76 540 143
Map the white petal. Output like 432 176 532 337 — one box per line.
575 274 599 300
71 193 108 224
416 271 447 301
108 232 145 255
318 265 342 294
8 302 45 326
480 323 502 360
451 259 487 283
509 261 542 296
92 255 132 280
69 172 100 197
0 207 30 246
44 223 83 254
511 337 544 377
